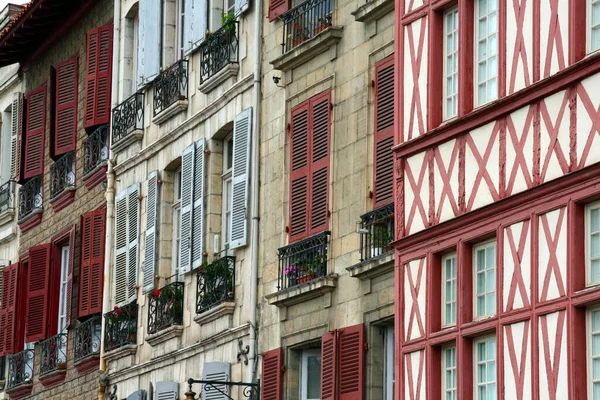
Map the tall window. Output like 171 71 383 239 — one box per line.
442 345 457 400
1 107 12 184
475 0 498 106
588 202 600 285
172 168 182 278
444 7 459 119
474 336 496 400
442 252 457 327
222 136 233 251
474 241 496 319
591 0 600 52
176 0 186 59
589 309 600 399
384 326 395 400
57 245 69 363
300 349 321 400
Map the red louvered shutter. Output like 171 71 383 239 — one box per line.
0 264 17 356
23 85 46 179
289 103 310 243
25 244 52 342
262 348 283 400
338 324 365 400
90 207 106 314
55 56 78 155
65 225 76 328
321 330 337 400
373 56 395 208
84 28 98 128
95 25 113 126
308 92 330 236
269 0 289 21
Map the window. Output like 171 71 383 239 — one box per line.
1 106 12 184
591 0 600 53
474 241 496 319
384 326 395 400
444 7 459 119
173 168 182 277
300 349 321 400
474 335 496 400
442 252 457 327
588 202 600 285
176 0 185 59
589 308 600 399
84 24 113 128
442 345 457 400
474 0 498 106
58 245 69 333
222 136 233 251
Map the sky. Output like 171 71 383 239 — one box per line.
0 0 29 9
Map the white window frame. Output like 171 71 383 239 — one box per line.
588 307 600 399
221 135 233 252
58 245 69 334
443 6 459 120
172 168 182 279
442 252 457 327
473 335 497 400
589 0 600 54
473 240 496 320
442 344 457 400
383 326 395 400
300 349 321 400
474 0 498 107
176 0 186 60
587 201 600 286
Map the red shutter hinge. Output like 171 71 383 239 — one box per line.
285 226 290 233
280 365 286 373
157 179 163 184
136 195 143 200
364 342 369 351
327 210 331 218
329 103 334 111
287 123 291 132
371 80 375 88
369 190 373 199
204 149 211 155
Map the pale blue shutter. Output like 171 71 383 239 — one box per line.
179 143 195 274
138 0 161 86
114 189 128 305
235 0 250 16
194 0 207 46
127 390 146 400
229 108 252 249
191 138 205 269
202 362 230 399
155 381 178 400
127 183 140 302
183 0 194 52
143 171 159 292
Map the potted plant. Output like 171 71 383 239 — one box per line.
313 14 332 35
56 361 66 370
129 327 136 342
221 12 236 38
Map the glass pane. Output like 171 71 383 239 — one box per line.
478 386 486 399
593 334 600 355
489 34 497 56
451 303 456 323
488 0 497 11
592 260 600 283
487 78 497 102
487 360 496 381
593 358 600 379
593 310 600 331
592 208 600 232
446 281 453 301
594 3 600 25
451 280 456 300
487 384 497 400
477 272 485 294
478 342 486 361
478 84 486 104
478 39 487 62
592 233 600 258
488 12 497 35
486 245 496 267
487 339 496 359
446 259 453 278
594 382 600 400
478 19 487 38
479 0 488 17
446 12 454 30
486 293 495 315
477 250 486 270
478 363 486 383
486 269 495 292
488 56 497 79
306 356 321 398
593 28 600 52
446 304 452 323
477 295 485 316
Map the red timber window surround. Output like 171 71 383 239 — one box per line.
54 56 79 156
0 262 26 356
289 90 331 243
79 207 106 317
23 84 47 179
84 23 113 129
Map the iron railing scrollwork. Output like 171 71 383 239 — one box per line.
39 333 68 376
153 60 188 116
196 255 235 314
112 92 144 146
358 202 394 262
187 378 260 400
148 281 184 334
18 176 42 222
277 231 330 290
0 180 15 214
104 301 138 352
50 152 75 199
6 349 33 389
199 22 240 84
74 316 102 363
83 125 109 176
280 0 332 53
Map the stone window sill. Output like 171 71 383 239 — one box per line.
199 64 239 94
18 209 42 233
152 100 188 125
104 344 137 363
111 130 143 154
194 301 235 325
351 0 393 22
6 381 33 399
49 187 76 212
346 252 394 280
266 274 338 308
270 27 343 72
146 325 184 347
0 208 15 226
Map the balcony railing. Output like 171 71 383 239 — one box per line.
104 301 137 352
83 125 109 177
39 333 67 376
18 176 42 222
6 349 33 390
112 92 144 147
199 22 239 84
281 0 332 53
0 180 15 214
196 255 235 314
50 152 75 199
358 202 394 262
153 59 188 116
74 317 102 363
277 231 330 290
148 282 184 334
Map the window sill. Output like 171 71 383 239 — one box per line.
111 130 143 154
83 162 108 190
74 354 100 375
199 64 239 94
0 208 15 226
346 252 393 280
39 368 67 388
6 381 33 399
104 343 137 364
49 187 76 212
194 301 235 325
270 27 343 72
146 324 184 347
194 301 236 342
152 100 188 125
351 0 393 22
266 273 338 308
18 209 42 233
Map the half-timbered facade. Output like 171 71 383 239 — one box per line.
395 1 600 399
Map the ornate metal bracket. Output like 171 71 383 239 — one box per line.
187 378 260 400
107 384 117 400
237 339 250 365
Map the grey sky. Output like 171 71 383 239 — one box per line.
0 0 29 10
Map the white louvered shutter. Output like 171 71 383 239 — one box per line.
229 108 252 249
114 190 129 305
202 362 230 399
179 143 195 274
138 0 161 86
143 171 159 292
191 138 205 269
127 184 140 302
155 381 178 400
183 0 194 53
10 92 21 180
127 390 146 400
235 0 250 16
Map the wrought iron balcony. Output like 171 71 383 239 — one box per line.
50 152 75 199
196 255 235 314
358 202 394 262
18 176 42 222
148 281 184 334
153 59 188 117
39 333 67 376
112 92 144 147
83 125 109 177
277 231 330 290
199 22 239 84
0 180 15 214
74 317 102 363
280 0 333 53
6 349 33 390
104 301 138 352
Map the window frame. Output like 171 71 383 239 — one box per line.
586 200 600 287
473 334 497 400
300 348 321 400
172 168 182 279
442 344 457 400
383 325 395 400
442 252 457 327
473 0 499 107
473 239 497 320
443 6 459 121
588 307 600 399
589 0 600 54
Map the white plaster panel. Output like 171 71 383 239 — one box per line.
405 0 424 13
503 220 531 311
433 139 459 224
540 0 569 79
540 89 570 183
504 321 532 400
506 105 535 196
506 0 534 94
538 311 568 400
537 207 567 302
577 73 600 168
404 258 426 341
465 121 500 211
404 350 426 400
404 151 429 235
403 16 428 143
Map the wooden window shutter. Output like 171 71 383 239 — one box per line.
143 171 159 292
179 143 196 275
338 324 365 400
81 208 106 316
373 56 395 208
137 0 161 86
0 263 18 356
268 0 289 21
321 330 337 400
191 139 206 270
126 390 147 400
155 381 178 400
308 92 331 236
54 56 78 155
95 25 113 126
230 108 252 249
202 362 231 399
25 244 52 342
262 348 283 400
127 184 140 302
80 211 93 315
65 225 76 328
84 28 98 128
289 103 310 242
11 92 23 181
114 189 128 305
23 85 46 179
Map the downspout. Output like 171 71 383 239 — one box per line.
248 0 262 384
99 0 121 398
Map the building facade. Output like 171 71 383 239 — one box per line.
395 1 600 399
